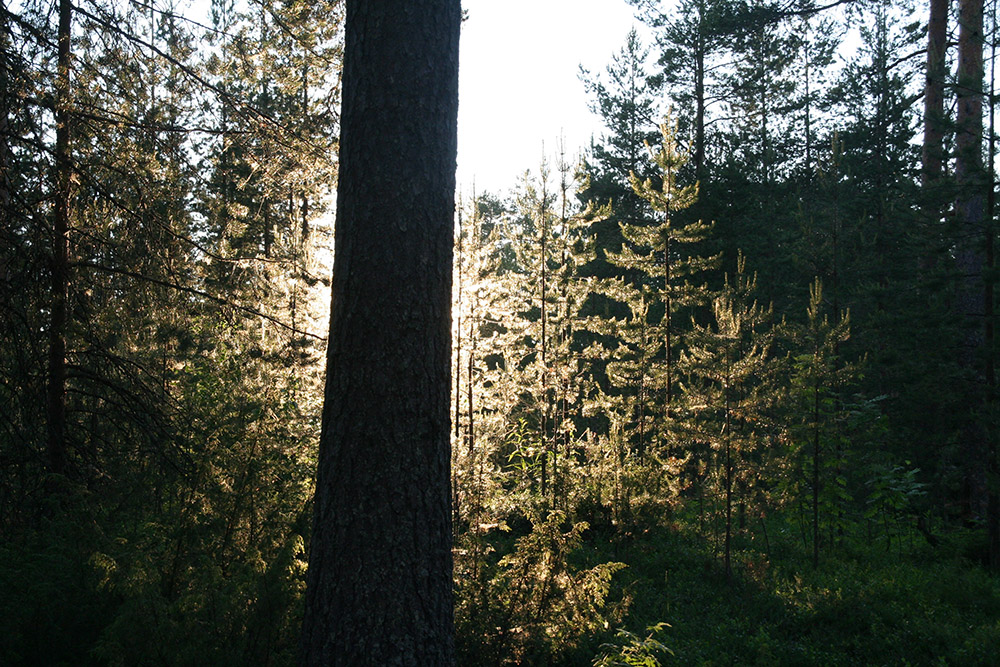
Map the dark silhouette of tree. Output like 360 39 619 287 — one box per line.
299 1 461 664
922 0 948 196
47 0 72 476
954 0 988 540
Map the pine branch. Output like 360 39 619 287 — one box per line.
75 261 327 341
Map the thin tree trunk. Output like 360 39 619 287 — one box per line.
452 206 463 525
694 23 706 180
724 417 732 580
986 0 999 570
540 176 549 501
301 192 310 243
664 233 672 422
812 381 820 569
48 0 73 476
263 199 273 257
724 354 733 580
554 156 572 511
300 1 460 663
638 319 647 459
663 156 674 426
0 13 11 215
468 331 477 514
454 207 463 445
800 11 813 178
468 321 475 456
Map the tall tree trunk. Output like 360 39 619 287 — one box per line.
803 28 812 177
300 1 460 663
664 232 673 422
724 365 733 581
663 151 675 426
986 0 999 571
921 0 950 276
694 18 706 181
0 11 11 216
923 0 949 191
540 177 549 501
955 0 987 521
454 208 463 441
812 381 820 569
48 0 72 476
453 206 463 524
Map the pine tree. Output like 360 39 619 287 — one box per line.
546 149 602 510
788 6 840 180
46 0 72 476
580 29 661 281
462 155 602 512
681 254 775 578
833 0 922 326
787 278 851 568
600 117 716 463
953 0 996 567
709 1 804 308
300 1 461 661
828 0 951 482
922 0 950 204
720 0 799 186
638 0 728 181
451 191 522 522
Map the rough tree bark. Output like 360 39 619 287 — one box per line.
954 0 989 533
922 0 949 191
299 1 461 664
920 0 949 278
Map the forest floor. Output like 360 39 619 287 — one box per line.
567 509 1000 666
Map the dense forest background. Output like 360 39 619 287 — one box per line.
3 0 1000 664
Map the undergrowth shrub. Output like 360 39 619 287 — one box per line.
593 622 673 667
455 510 628 665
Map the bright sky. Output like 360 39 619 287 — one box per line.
456 0 645 195
184 0 645 196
